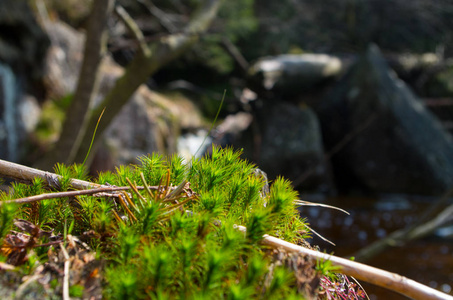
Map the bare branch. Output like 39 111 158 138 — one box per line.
0 159 166 196
1 186 132 205
0 159 100 190
114 5 151 56
221 37 249 72
354 186 453 262
138 0 179 33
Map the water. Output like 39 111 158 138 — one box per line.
177 130 211 163
300 195 453 299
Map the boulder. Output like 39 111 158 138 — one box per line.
42 20 85 100
247 54 342 98
317 45 453 195
94 87 205 171
232 102 332 193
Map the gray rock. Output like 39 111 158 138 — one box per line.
235 102 333 193
43 20 85 99
247 54 342 98
0 63 41 162
92 86 205 171
317 45 453 195
98 87 178 168
0 63 20 161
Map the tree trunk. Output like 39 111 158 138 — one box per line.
36 0 114 170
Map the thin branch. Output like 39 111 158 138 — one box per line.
354 200 453 263
137 0 179 33
353 186 453 262
0 159 100 190
305 224 336 246
0 186 133 206
114 5 151 56
0 262 15 270
0 159 177 205
234 225 453 300
294 199 350 215
221 36 249 72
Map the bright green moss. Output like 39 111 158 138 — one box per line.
3 146 317 299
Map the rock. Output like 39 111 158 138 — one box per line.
0 63 20 161
247 54 342 98
0 63 41 162
96 86 178 169
317 45 453 195
43 20 85 100
0 0 50 81
212 112 253 146
96 87 205 171
233 102 332 193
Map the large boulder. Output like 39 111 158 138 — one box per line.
232 101 332 193
247 54 342 98
317 45 453 195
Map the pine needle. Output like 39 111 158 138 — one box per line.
193 89 226 158
294 199 350 215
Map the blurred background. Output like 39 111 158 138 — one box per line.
1 0 452 298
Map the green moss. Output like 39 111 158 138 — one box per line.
3 146 319 299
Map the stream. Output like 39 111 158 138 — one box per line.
300 194 453 299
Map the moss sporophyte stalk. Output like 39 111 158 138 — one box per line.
0 147 366 299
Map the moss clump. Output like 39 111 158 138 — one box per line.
0 147 350 299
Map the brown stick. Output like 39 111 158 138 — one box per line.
235 225 453 300
114 5 150 56
0 159 168 202
0 186 132 205
0 159 100 190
